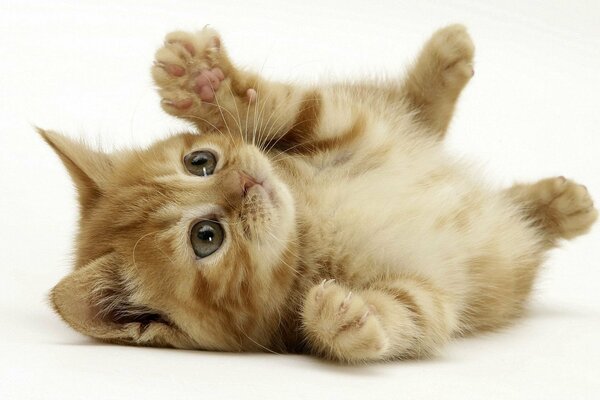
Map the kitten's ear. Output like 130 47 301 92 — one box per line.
37 128 113 210
50 253 192 348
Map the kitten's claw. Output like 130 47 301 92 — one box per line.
357 308 371 328
339 291 353 314
319 278 335 288
316 279 336 302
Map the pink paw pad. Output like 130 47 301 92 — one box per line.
166 64 186 77
154 61 186 77
193 67 225 102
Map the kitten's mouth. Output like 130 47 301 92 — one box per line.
239 171 279 241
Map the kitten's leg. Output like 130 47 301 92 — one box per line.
400 24 474 138
302 277 456 362
458 177 597 333
152 28 316 147
506 177 598 245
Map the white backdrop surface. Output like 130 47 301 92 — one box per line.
0 1 599 399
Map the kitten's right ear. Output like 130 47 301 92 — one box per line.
51 252 194 348
37 128 113 210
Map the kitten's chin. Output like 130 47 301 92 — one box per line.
246 174 296 264
250 177 280 207
239 144 296 264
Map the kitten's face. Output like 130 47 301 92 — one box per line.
43 131 298 351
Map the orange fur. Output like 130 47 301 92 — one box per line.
41 25 597 363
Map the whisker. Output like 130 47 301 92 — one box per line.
132 230 161 270
222 79 244 142
241 330 281 355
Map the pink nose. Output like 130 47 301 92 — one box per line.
239 171 259 195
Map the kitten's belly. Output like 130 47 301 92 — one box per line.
291 142 538 296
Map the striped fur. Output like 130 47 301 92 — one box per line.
42 25 597 363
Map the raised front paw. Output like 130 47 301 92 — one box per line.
424 24 475 88
152 28 223 111
536 177 598 239
152 27 256 127
302 280 389 362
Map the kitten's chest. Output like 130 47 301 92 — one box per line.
276 144 406 267
274 139 464 281
276 141 393 185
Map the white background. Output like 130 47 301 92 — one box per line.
1 1 599 399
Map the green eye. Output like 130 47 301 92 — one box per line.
190 220 224 258
184 150 217 176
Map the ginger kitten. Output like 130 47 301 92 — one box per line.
41 25 597 362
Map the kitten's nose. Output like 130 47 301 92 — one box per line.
239 171 259 195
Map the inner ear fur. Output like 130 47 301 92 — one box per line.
50 253 193 348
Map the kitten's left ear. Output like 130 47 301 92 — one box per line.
37 128 113 212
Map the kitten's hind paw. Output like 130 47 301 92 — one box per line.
302 281 389 362
541 177 598 239
511 177 598 240
424 24 475 88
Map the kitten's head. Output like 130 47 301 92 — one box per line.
40 129 298 351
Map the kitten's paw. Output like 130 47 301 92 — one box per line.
424 24 475 88
302 280 389 362
533 177 597 239
152 27 254 123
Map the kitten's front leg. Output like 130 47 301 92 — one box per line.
152 27 308 145
302 277 455 362
302 280 389 362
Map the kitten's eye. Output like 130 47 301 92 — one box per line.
184 150 217 176
190 220 224 258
